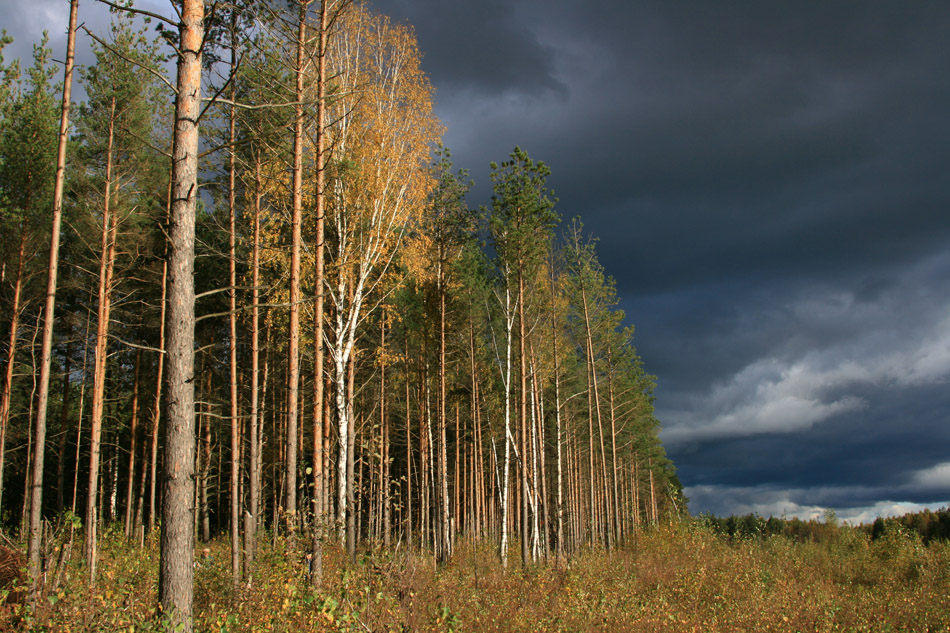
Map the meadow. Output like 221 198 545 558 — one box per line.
3 519 949 632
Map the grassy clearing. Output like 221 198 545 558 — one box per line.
4 521 949 632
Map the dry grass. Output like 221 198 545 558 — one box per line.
4 521 950 632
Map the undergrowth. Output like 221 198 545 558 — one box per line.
3 520 949 632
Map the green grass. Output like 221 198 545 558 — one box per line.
5 521 950 632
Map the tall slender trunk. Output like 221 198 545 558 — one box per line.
404 336 412 542
518 271 529 566
581 287 610 548
227 17 241 587
549 267 565 562
380 310 391 548
72 313 91 517
333 267 364 552
437 257 451 563
245 153 263 582
28 0 78 596
345 340 356 563
148 181 171 536
200 368 212 544
606 349 620 542
86 98 119 582
124 349 142 537
0 225 27 512
649 458 658 523
22 312 42 536
309 0 328 585
159 1 203 628
285 0 311 537
498 281 514 567
56 338 73 516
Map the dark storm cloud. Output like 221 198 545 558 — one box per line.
383 0 565 98
376 0 950 519
380 0 950 311
6 0 949 520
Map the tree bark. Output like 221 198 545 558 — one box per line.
148 181 171 536
28 0 78 596
227 15 241 588
124 349 142 538
437 255 451 563
0 225 27 513
518 271 530 566
159 1 203 629
309 0 328 586
85 94 119 584
285 0 312 539
245 153 263 582
549 265 565 562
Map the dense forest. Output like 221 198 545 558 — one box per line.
0 1 678 627
702 508 950 545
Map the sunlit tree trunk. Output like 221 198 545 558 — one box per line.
606 348 620 542
437 254 451 563
148 182 170 536
226 14 242 587
159 0 204 628
0 225 27 513
497 281 515 567
518 271 531 566
28 0 78 596
310 0 329 586
85 95 119 584
549 264 566 562
285 0 312 540
245 154 263 582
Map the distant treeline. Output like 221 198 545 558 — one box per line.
700 507 950 544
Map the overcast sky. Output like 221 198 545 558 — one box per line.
5 0 950 523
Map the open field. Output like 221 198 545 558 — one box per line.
4 521 950 632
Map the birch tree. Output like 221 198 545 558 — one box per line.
487 147 558 566
323 4 440 559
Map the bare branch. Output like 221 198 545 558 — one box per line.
81 26 178 95
108 334 165 354
95 0 179 27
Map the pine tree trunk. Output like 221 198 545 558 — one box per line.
200 369 212 544
124 350 142 537
606 350 621 542
549 272 565 562
227 16 241 587
246 154 263 582
85 94 119 585
437 262 451 563
285 0 311 539
159 1 203 628
28 0 78 596
0 225 27 513
309 0 328 584
148 183 170 536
